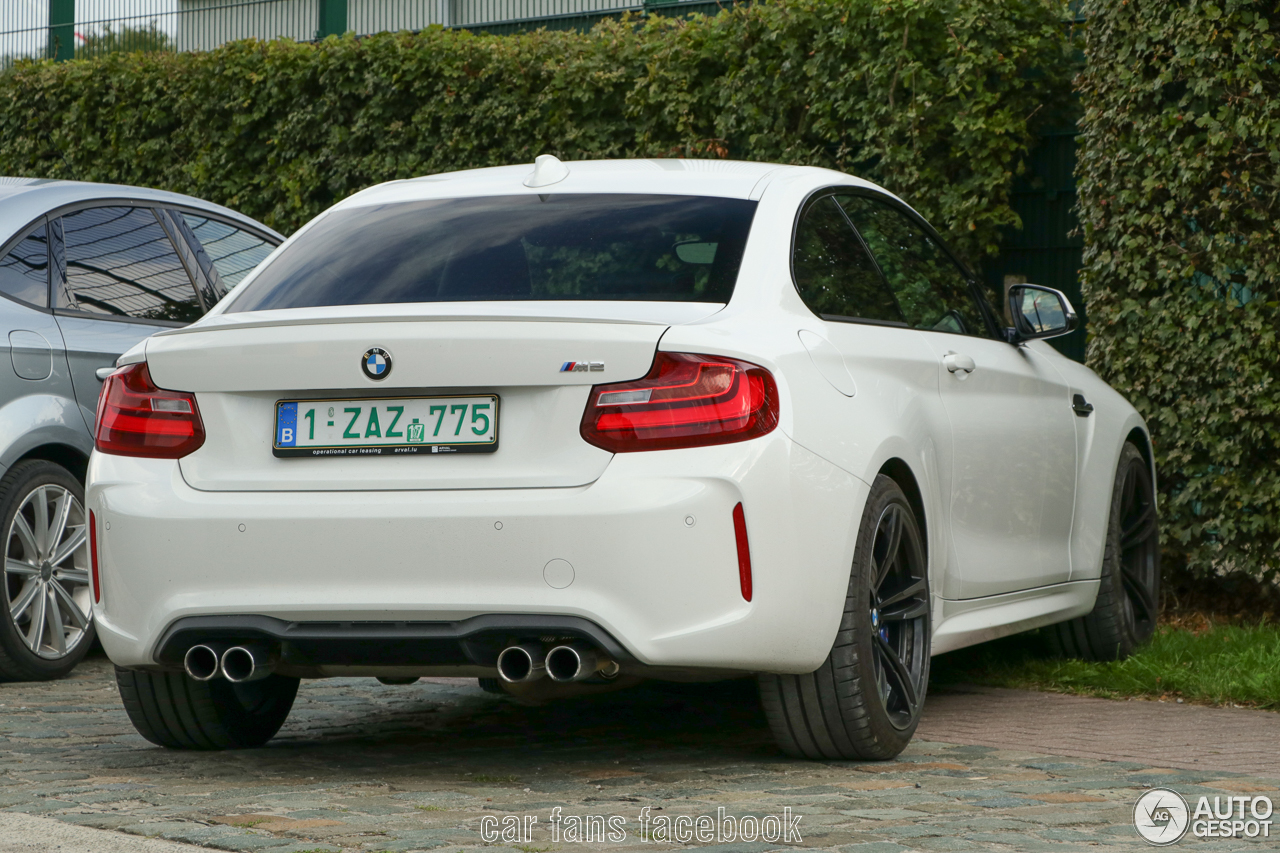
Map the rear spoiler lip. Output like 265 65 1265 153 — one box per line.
155 300 727 338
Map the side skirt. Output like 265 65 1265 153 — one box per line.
931 580 1099 656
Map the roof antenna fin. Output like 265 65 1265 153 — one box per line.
523 154 569 189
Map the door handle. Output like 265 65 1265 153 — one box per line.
1072 394 1094 417
943 352 976 375
96 366 117 381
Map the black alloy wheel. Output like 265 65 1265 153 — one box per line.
1049 441 1160 661
759 474 930 760
867 501 931 730
1117 448 1160 639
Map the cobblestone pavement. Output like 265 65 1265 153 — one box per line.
1 654 1276 853
0 810 207 852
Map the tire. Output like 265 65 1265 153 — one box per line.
477 677 507 695
115 667 299 749
0 460 96 681
1048 441 1159 661
759 474 931 760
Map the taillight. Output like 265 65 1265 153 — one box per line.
89 510 100 604
580 352 779 452
95 363 205 458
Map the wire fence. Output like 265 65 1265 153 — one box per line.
1 0 734 64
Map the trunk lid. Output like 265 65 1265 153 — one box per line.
149 303 709 491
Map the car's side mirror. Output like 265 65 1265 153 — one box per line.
1006 284 1077 343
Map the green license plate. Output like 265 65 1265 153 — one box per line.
273 395 499 457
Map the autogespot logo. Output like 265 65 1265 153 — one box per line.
1134 788 1190 846
1134 787 1275 844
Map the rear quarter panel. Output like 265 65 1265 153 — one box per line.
659 168 957 634
0 299 92 473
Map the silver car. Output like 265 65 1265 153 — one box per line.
0 178 280 680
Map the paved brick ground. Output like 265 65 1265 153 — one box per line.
919 686 1280 778
0 653 1276 852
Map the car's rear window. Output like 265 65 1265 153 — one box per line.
228 194 758 312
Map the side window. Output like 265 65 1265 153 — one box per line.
792 196 903 325
179 213 275 290
836 195 991 338
58 207 203 323
0 222 50 307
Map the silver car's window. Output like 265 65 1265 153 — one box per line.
179 213 274 290
837 195 992 339
58 206 203 323
793 196 904 325
0 223 50 307
228 194 757 312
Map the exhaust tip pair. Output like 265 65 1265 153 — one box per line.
496 641 618 684
183 643 276 683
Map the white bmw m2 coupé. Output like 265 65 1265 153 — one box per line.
87 157 1159 759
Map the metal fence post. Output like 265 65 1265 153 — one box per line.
48 0 75 62
318 0 348 38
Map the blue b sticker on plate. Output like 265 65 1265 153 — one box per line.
276 401 298 447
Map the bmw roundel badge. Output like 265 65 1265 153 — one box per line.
361 347 392 381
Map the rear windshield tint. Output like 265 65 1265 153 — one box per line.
228 194 758 312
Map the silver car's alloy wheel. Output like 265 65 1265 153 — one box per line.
3 484 93 659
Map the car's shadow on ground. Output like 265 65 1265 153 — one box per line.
70 648 969 780
258 677 780 771
88 675 789 782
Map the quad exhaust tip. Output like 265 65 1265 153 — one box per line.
496 642 547 683
183 644 223 681
220 643 277 683
545 642 619 683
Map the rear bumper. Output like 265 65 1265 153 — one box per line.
88 434 867 674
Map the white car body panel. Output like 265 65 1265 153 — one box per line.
922 332 1079 597
88 158 1150 676
91 436 865 672
1050 354 1155 583
153 317 667 492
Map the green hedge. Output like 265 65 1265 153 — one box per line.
5 1 1273 584
1077 0 1280 582
0 0 1073 262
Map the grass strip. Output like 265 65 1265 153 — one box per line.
930 622 1280 710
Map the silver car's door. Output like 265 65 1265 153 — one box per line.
51 206 207 432
836 193 1078 599
0 219 83 456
